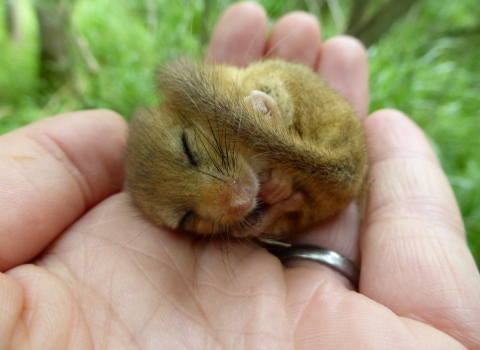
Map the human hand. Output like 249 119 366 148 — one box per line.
1 3 479 349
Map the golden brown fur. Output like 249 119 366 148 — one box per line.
125 59 368 239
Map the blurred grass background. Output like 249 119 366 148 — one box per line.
1 0 479 267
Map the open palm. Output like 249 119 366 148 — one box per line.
1 3 479 349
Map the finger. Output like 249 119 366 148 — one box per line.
288 202 361 265
0 110 127 272
361 109 480 347
206 2 267 66
268 33 365 280
283 37 368 264
265 12 321 68
317 36 369 119
280 202 361 292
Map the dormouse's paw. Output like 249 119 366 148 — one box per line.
258 168 293 204
244 90 281 120
274 192 303 213
257 192 304 233
238 192 303 239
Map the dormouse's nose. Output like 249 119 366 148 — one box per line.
226 178 257 216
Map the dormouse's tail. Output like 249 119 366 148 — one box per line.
158 58 365 188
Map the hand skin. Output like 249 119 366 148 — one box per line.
1 3 480 349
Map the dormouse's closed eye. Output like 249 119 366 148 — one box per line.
178 210 195 230
181 131 198 166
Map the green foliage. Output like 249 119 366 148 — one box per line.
369 0 480 266
0 0 38 103
72 0 204 117
0 0 479 265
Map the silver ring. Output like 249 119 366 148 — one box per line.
265 244 360 289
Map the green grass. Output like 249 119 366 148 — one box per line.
1 0 479 266
368 0 480 266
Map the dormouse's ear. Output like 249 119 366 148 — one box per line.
244 90 281 120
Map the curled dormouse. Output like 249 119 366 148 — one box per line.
125 59 368 240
